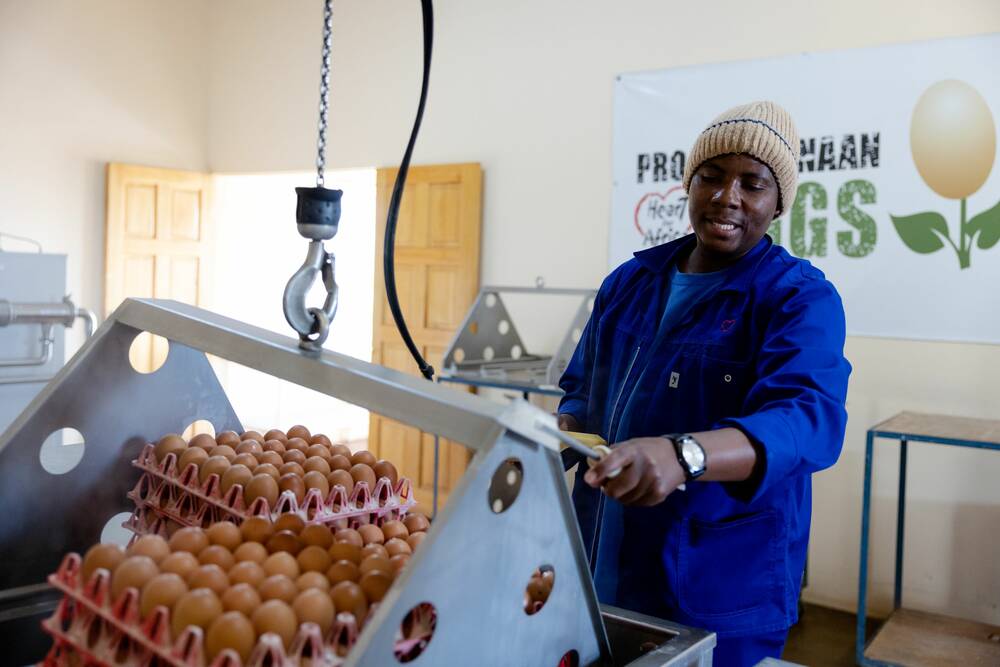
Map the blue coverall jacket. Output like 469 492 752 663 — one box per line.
558 234 850 637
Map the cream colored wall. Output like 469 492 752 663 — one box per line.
0 0 209 355
205 0 1000 623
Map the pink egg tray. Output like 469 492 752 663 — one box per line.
126 444 416 535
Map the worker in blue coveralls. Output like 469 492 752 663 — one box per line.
558 100 851 667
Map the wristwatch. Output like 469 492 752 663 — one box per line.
666 433 706 481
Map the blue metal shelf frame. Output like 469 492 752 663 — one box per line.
855 416 1000 666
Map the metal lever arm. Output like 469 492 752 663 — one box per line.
283 241 339 350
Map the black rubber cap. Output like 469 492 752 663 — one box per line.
295 186 343 232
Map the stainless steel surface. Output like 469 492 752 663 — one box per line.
0 296 96 368
537 420 601 460
602 605 715 667
0 323 53 367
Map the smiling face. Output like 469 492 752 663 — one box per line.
686 153 780 268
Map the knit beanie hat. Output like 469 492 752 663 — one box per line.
682 101 800 215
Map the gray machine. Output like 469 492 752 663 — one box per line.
0 298 715 665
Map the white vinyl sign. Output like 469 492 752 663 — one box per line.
610 34 1000 343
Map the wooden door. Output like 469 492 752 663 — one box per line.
369 163 482 509
105 163 213 373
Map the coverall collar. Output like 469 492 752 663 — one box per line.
632 233 774 293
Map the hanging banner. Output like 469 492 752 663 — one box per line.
610 34 1000 343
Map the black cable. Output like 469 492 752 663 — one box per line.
383 0 435 381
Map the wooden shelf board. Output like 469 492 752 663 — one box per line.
865 608 1000 666
872 411 1000 445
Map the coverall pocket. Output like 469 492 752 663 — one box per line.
676 510 784 618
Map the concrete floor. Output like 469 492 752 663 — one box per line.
782 603 879 666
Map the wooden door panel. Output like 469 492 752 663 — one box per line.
425 265 462 331
170 189 202 241
125 185 157 239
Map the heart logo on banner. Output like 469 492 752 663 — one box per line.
633 185 692 249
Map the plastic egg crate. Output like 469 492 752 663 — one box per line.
126 444 415 536
40 553 435 667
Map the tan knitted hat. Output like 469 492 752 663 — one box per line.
682 101 800 215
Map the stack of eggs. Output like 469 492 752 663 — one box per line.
148 425 401 517
72 511 431 662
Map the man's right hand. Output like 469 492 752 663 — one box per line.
557 413 582 432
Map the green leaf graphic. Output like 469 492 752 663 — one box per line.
890 211 950 254
968 199 1000 250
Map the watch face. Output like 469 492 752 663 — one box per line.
681 439 706 471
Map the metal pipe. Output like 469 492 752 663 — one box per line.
0 324 53 367
75 308 96 338
0 298 96 369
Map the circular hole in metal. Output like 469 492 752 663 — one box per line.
129 331 169 374
498 319 510 335
511 345 522 360
571 328 583 343
558 650 580 667
488 458 523 513
39 427 86 475
485 293 497 308
182 419 216 440
394 601 437 663
453 348 465 363
469 320 479 335
524 564 555 615
100 512 134 547
483 346 495 361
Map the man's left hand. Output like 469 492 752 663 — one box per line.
583 437 686 506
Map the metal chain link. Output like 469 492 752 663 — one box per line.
316 0 333 187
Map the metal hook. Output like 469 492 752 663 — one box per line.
283 240 339 352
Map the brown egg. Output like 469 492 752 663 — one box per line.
330 581 368 621
111 555 159 600
231 453 258 470
328 454 352 472
220 464 253 495
357 524 384 546
251 600 297 648
300 524 333 549
228 560 266 588
198 545 235 571
127 534 170 563
188 433 218 452
263 439 287 454
208 445 237 463
328 541 362 565
407 532 426 551
278 462 305 478
303 456 331 476
361 543 389 561
187 564 229 595
221 583 261 617
327 470 354 496
278 473 305 503
244 474 279 509
296 571 330 592
326 559 360 585
172 588 223 639
297 545 331 573
258 574 298 603
305 444 331 461
303 471 330 497
359 556 392 577
140 572 188 618
389 553 410 574
287 425 311 441
359 570 393 603
310 434 332 448
178 447 209 473
233 541 269 564
334 528 363 547
241 430 265 443
240 516 274 544
235 440 262 456
286 437 310 454
264 429 288 442
254 462 281 481
159 551 200 579
380 520 409 542
373 460 399 487
82 543 125 584
206 522 242 551
169 527 209 555
266 530 302 556
329 444 351 459
350 450 377 467
292 588 335 634
403 513 430 534
350 464 376 489
216 431 241 447
206 610 256 661
154 434 187 463
282 449 307 466
263 551 300 579
274 513 305 535
384 538 412 558
199 456 231 485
